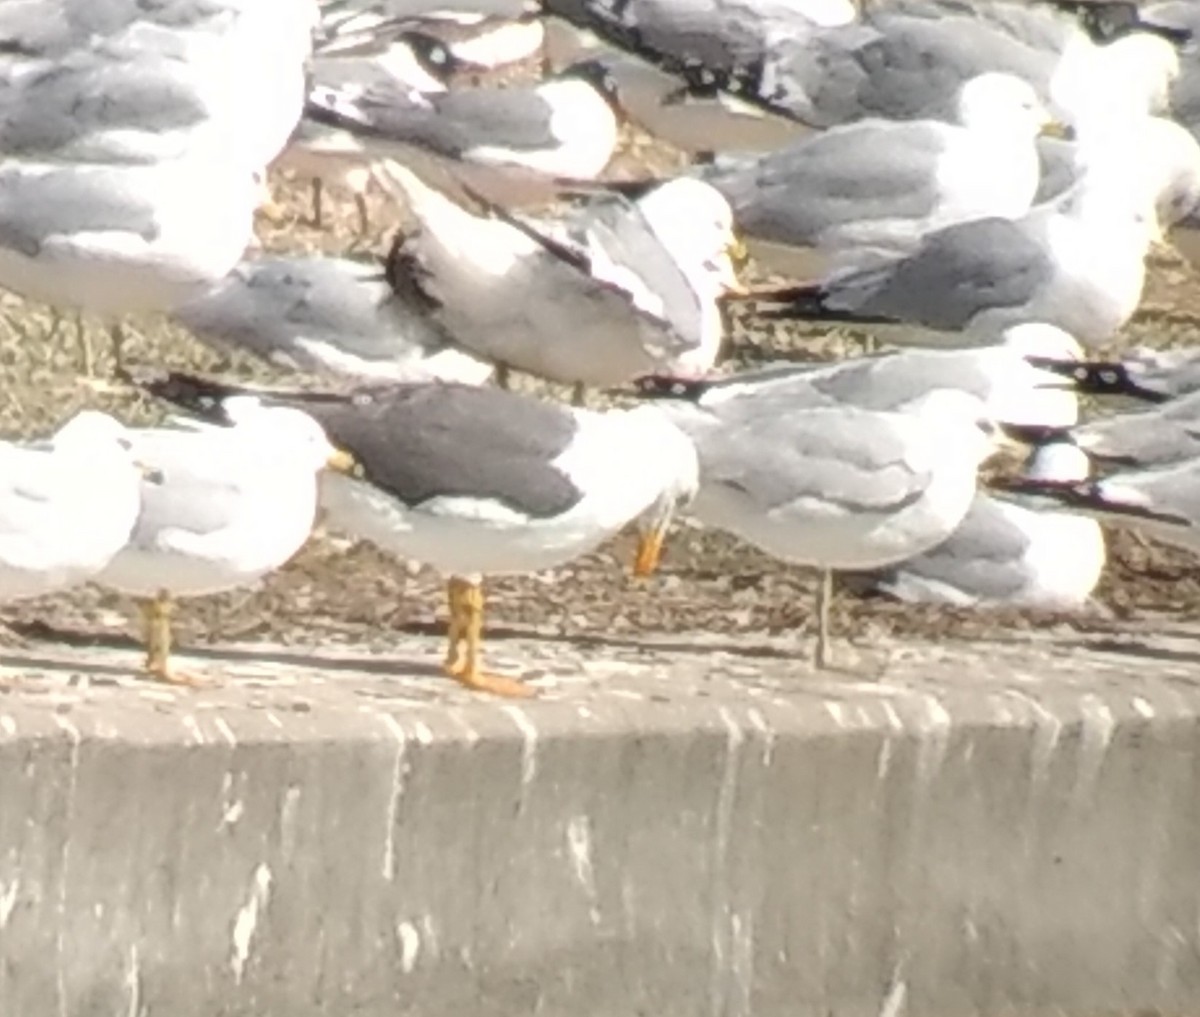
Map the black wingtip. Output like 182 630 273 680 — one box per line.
1046 0 1193 46
1024 358 1171 404
553 177 667 201
987 475 1190 526
998 423 1074 446
753 286 870 324
629 374 713 401
124 368 261 424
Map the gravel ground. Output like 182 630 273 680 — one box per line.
2 96 1199 667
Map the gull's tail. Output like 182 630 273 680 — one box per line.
1024 358 1170 404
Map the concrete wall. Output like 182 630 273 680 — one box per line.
0 630 1198 1016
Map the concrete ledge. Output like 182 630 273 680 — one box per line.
0 626 1199 1016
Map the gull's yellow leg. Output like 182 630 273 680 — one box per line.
446 581 534 698
138 591 212 688
442 577 471 673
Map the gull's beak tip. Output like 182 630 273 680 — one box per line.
326 447 359 474
1038 120 1073 140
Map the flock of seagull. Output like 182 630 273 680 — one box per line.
4 0 1200 696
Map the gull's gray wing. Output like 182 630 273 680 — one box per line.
767 10 1055 127
307 384 586 518
571 194 704 342
698 406 934 515
874 493 1037 601
305 80 559 157
320 0 533 28
171 256 461 369
708 119 948 241
0 53 209 161
822 216 1051 328
1125 347 1200 398
1075 392 1200 466
0 165 160 256
125 428 260 549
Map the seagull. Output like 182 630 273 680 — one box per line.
633 322 1083 429
738 163 1160 348
170 255 493 385
277 29 469 232
0 0 318 372
0 411 143 603
542 0 1183 131
1003 355 1200 468
95 394 347 686
134 369 699 698
384 166 743 396
1033 115 1200 245
991 448 1200 555
1031 346 1200 404
307 59 622 207
542 42 814 156
0 158 265 369
632 384 1009 666
701 72 1055 278
862 440 1105 609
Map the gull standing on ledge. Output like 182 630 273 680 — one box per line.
632 382 1009 666
95 395 346 686
135 371 699 698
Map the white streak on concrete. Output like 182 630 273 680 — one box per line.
0 879 17 927
502 704 539 788
728 911 755 1017
709 707 745 1017
566 815 600 923
445 710 480 745
264 712 284 730
1011 692 1062 787
745 708 774 767
880 700 904 733
1132 696 1156 720
181 714 205 745
213 717 237 747
231 863 272 984
124 944 141 1017
0 714 15 737
412 721 434 746
379 713 409 881
879 977 907 1017
876 736 894 782
419 913 441 960
220 800 245 828
279 786 301 857
396 919 421 974
824 701 846 727
914 696 951 789
1074 694 1115 805
53 715 81 1017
